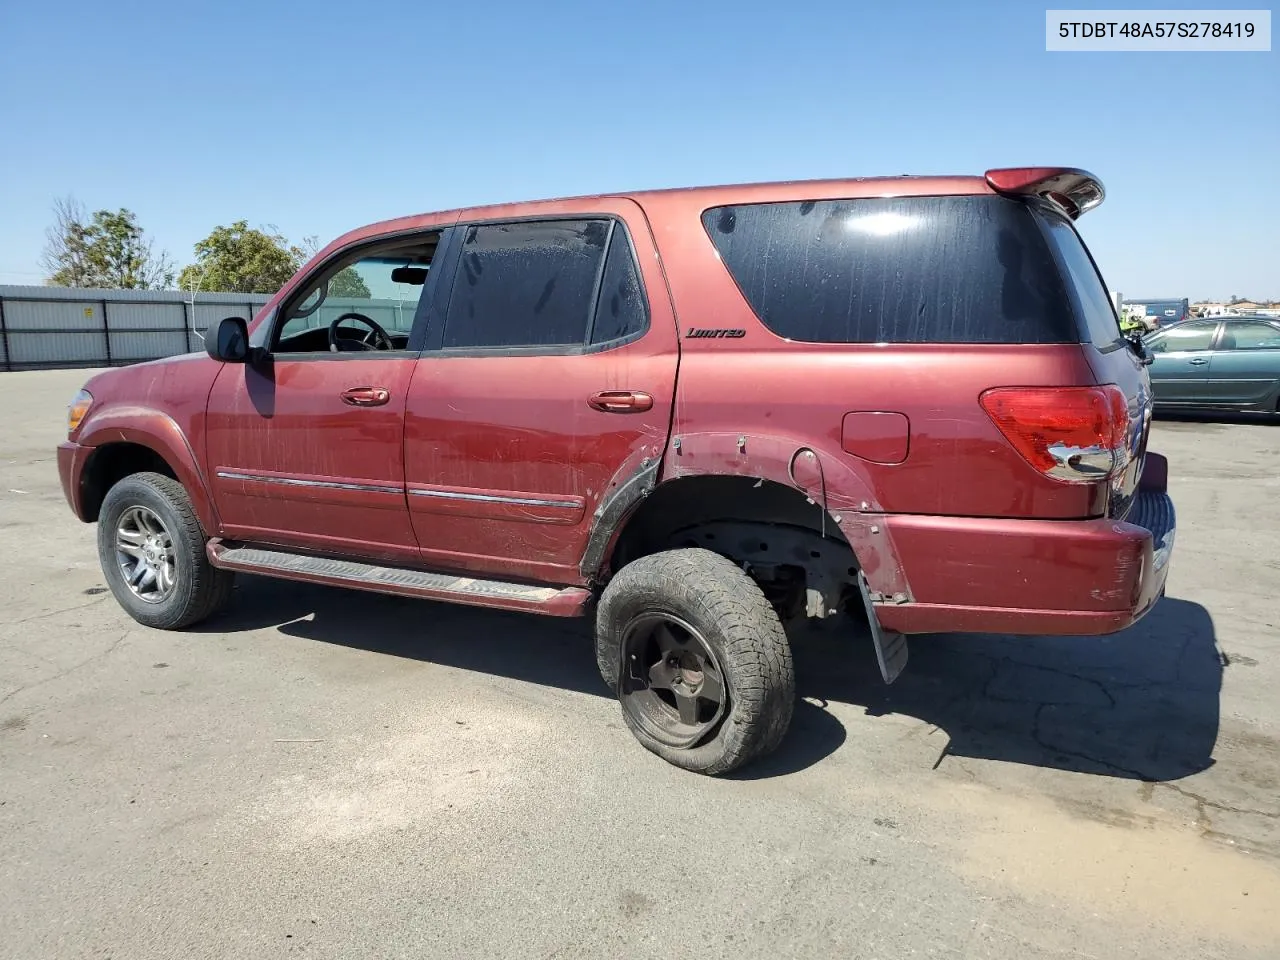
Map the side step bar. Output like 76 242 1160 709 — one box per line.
207 540 591 617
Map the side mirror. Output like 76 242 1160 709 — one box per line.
1126 330 1154 366
206 316 250 363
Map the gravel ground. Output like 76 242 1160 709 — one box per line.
2 367 1278 960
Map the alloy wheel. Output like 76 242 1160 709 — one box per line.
114 505 176 604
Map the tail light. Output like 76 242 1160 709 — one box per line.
979 385 1130 483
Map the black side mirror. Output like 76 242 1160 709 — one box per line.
206 316 250 363
1125 330 1154 366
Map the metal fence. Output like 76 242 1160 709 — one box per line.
0 286 274 372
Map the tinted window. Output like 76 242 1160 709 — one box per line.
701 195 1075 344
1147 323 1217 353
443 220 608 349
590 226 648 344
1221 321 1280 350
1039 215 1123 348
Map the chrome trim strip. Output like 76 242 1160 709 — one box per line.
408 487 579 509
215 471 402 494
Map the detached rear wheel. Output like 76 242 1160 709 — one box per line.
97 472 234 630
596 548 795 775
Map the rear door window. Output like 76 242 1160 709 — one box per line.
589 225 649 345
1220 321 1280 350
442 220 609 349
701 195 1076 344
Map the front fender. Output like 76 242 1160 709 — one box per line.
661 431 911 599
77 406 220 535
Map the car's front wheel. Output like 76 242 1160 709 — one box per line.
96 472 234 630
595 548 795 775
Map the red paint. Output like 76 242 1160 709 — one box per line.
840 412 910 465
56 168 1169 635
204 355 421 563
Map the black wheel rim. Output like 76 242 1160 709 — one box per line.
618 613 728 749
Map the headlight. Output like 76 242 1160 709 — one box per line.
68 389 93 435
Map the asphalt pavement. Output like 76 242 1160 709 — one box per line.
2 367 1278 959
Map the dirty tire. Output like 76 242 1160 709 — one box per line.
596 548 795 775
97 471 234 630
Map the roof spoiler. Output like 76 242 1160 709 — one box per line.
984 167 1105 219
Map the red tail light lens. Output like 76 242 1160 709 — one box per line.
979 385 1130 483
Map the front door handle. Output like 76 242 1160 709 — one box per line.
588 390 653 413
341 386 391 406
1188 358 1208 365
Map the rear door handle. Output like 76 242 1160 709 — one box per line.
588 390 653 413
1188 358 1208 365
341 386 391 406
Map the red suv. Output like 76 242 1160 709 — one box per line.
57 167 1175 775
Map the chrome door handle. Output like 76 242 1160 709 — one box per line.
1188 358 1208 365
588 391 653 413
341 386 391 406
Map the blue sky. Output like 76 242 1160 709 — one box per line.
0 0 1275 299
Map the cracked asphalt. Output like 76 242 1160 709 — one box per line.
2 368 1279 959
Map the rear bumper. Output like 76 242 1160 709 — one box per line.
873 465 1175 637
58 441 90 521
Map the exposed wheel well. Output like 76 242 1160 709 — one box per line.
609 475 862 620
81 442 178 522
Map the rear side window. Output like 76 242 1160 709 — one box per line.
589 225 648 345
443 219 609 349
1220 321 1280 350
1038 214 1124 349
702 195 1076 344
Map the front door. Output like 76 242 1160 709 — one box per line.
402 204 679 585
205 230 445 562
1146 320 1220 403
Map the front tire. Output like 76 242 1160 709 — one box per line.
97 472 234 630
595 548 795 775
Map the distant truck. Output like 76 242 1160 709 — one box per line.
1123 298 1190 329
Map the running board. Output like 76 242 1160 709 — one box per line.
206 540 591 617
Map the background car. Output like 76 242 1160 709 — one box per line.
1124 297 1190 329
1143 315 1280 413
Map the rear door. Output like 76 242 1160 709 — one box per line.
1206 319 1280 404
1143 321 1221 402
402 201 678 586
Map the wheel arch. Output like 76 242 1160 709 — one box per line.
583 432 911 602
76 412 219 533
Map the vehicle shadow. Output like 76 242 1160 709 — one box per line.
200 578 1218 783
771 594 1221 783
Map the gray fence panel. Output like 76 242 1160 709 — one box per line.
3 299 102 332
106 302 186 332
109 330 191 361
8 330 108 366
0 287 273 370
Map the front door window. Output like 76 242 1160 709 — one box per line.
274 235 440 354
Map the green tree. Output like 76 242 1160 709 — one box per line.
178 221 306 294
328 267 371 298
41 196 174 289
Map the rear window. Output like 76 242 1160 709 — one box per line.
701 195 1077 344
